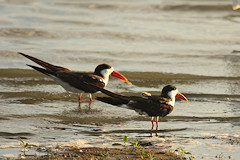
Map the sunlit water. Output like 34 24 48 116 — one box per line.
0 0 240 159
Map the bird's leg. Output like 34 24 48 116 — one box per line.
78 93 82 110
156 116 159 130
155 116 159 136
151 117 154 130
78 93 82 102
88 93 93 110
89 93 93 102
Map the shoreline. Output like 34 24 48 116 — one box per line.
19 146 184 160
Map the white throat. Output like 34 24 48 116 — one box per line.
168 98 175 107
167 89 178 107
100 67 114 85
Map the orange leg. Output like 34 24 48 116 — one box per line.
156 116 159 130
78 93 82 102
89 93 93 102
151 117 154 130
78 93 82 110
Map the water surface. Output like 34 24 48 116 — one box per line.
0 0 240 159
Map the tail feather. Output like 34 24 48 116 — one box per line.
96 97 129 105
96 87 133 105
97 87 130 101
18 52 71 72
26 64 54 76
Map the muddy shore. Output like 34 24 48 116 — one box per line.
22 146 184 160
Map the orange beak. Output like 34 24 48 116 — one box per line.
176 92 189 103
110 70 132 85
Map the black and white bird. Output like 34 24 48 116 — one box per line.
97 85 189 130
18 52 132 104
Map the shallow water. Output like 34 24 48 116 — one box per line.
0 0 240 159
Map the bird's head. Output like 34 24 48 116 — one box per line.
161 85 189 104
94 64 132 85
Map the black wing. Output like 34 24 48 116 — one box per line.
97 88 173 117
57 72 105 93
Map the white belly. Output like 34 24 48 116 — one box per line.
53 77 83 93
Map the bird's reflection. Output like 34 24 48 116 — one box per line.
78 101 92 111
150 127 159 137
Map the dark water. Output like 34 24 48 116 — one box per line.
0 0 240 159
